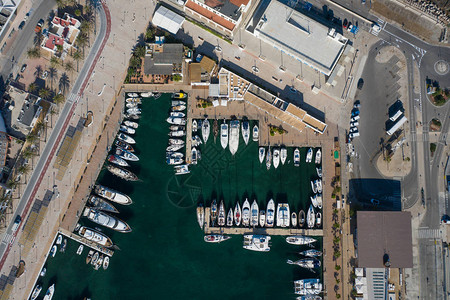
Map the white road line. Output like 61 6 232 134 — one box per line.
1 233 11 244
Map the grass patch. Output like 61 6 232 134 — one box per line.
187 19 233 44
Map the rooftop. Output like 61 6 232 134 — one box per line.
185 0 236 31
144 43 183 75
152 6 185 34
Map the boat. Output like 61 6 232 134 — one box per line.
226 208 233 226
170 112 185 118
266 146 272 170
310 195 318 208
300 249 323 257
242 120 250 145
210 199 217 226
220 122 228 149
287 258 321 270
153 92 161 99
316 212 322 227
311 181 317 193
192 119 198 132
125 113 140 120
95 185 132 205
315 149 321 164
316 180 322 193
316 194 322 209
242 199 250 226
127 107 141 115
196 203 205 229
31 285 42 300
273 148 280 169
169 138 185 145
204 234 231 243
202 118 210 143
116 148 139 161
172 105 186 111
213 119 218 141
76 245 83 255
173 100 186 106
115 140 134 152
166 155 184 165
265 199 275 227
166 117 186 125
174 164 190 175
83 207 132 232
126 97 141 104
103 256 110 270
108 154 130 167
291 212 298 227
166 144 183 152
50 245 57 257
78 226 114 247
307 205 315 228
252 125 259 142
169 125 185 131
91 252 99 265
243 235 271 252
172 92 187 99
40 267 46 277
280 147 287 165
234 202 241 226
259 210 266 227
250 200 259 227
94 254 103 271
294 279 322 295
168 130 186 137
56 235 62 245
43 284 55 300
259 147 265 164
285 236 317 245
126 102 139 109
140 92 153 97
218 200 226 226
117 133 136 144
276 203 290 227
86 250 94 264
107 165 138 181
298 210 306 227
60 238 67 252
316 167 322 178
124 120 138 129
294 148 300 167
127 92 138 97
306 148 313 163
229 120 240 155
192 135 202 147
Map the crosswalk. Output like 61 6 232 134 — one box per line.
1 233 12 245
417 228 442 239
370 18 385 36
67 93 80 104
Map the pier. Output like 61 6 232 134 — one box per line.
58 228 114 257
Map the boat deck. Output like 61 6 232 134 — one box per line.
203 208 323 236
185 116 192 164
58 227 114 257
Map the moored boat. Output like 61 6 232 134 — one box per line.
173 100 186 106
213 119 218 141
169 125 185 131
192 135 202 147
316 167 322 178
167 155 184 165
78 226 114 247
95 185 132 205
108 154 130 167
243 235 271 252
170 111 185 118
43 284 55 300
174 164 190 175
153 92 161 99
172 92 187 99
169 138 184 145
311 181 317 193
31 285 42 300
265 199 275 227
266 146 272 170
294 148 300 167
220 122 228 149
191 147 198 165
127 92 138 97
140 92 153 97
83 207 132 232
88 195 119 213
56 235 62 245
316 212 322 227
210 199 218 226
285 235 316 245
172 105 186 111
107 165 138 181
204 234 231 243
127 107 141 115
294 279 322 295
287 258 321 270
202 118 210 143
310 195 318 208
120 125 135 135
166 117 186 125
226 208 233 227
280 147 287 165
298 210 306 227
229 120 240 155
315 148 321 164
76 244 84 255
300 249 323 257
166 144 183 152
86 250 94 264
50 245 57 257
197 203 205 229
192 119 198 132
124 120 138 129
168 130 186 137
316 194 322 209
307 205 315 228
259 210 266 227
242 199 250 226
291 212 298 227
242 120 250 145
273 148 280 169
125 113 140 120
250 200 259 227
115 140 134 152
116 148 139 161
234 202 241 226
259 147 265 164
276 203 290 227
306 147 313 163
252 125 259 142
218 200 225 226
103 256 110 270
117 133 135 144
316 179 322 193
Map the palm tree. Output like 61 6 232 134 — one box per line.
59 73 70 94
50 56 60 68
34 65 43 79
39 88 51 100
28 83 37 93
145 28 154 42
76 34 88 55
27 47 40 59
133 45 146 58
18 165 31 183
72 50 83 72
26 133 38 145
56 0 66 9
49 107 57 126
64 61 74 75
80 20 91 36
53 93 65 107
34 33 44 47
48 67 57 91
6 177 18 190
75 9 82 17
35 120 45 134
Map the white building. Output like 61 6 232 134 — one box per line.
41 13 81 58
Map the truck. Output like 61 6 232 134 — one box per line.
386 115 407 135
34 19 44 33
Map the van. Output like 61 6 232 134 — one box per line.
11 215 21 232
351 115 360 122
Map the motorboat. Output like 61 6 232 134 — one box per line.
259 147 265 164
168 130 186 137
242 120 250 145
170 112 185 118
298 210 305 227
218 200 225 226
259 210 266 227
107 165 138 181
125 113 140 120
88 196 119 213
166 117 186 125
40 268 46 277
86 250 94 264
152 92 161 99
172 92 187 99
124 120 138 129
117 133 136 144
316 194 322 209
316 167 322 178
243 235 271 252
115 140 134 152
300 249 323 257
127 107 141 115
50 245 57 257
307 205 315 228
280 147 287 165
192 119 198 132
126 102 139 109
204 234 231 243
202 118 210 143
227 208 233 227
210 199 217 226
287 258 321 270
108 154 130 167
242 199 250 226
265 199 275 227
316 180 322 193
291 212 298 227
252 125 259 142
172 105 186 112
31 285 42 300
192 135 202 147
140 92 153 97
76 244 83 255
83 207 132 232
306 148 313 163
43 284 55 300
310 195 318 208
126 97 141 104
229 120 240 155
173 100 186 106
167 155 184 166
94 254 104 271
127 92 139 97
95 185 132 205
276 203 290 227
273 148 280 169
166 144 183 152
119 125 135 135
116 148 139 161
316 212 322 227
169 125 185 131
311 181 317 193
294 148 300 167
169 138 184 145
220 122 228 149
61 239 68 252
234 202 241 226
56 234 62 245
266 146 272 170
197 203 205 229
250 200 259 227
103 256 110 270
78 226 113 247
315 148 321 164
285 236 316 245
191 147 198 165
166 152 184 159
174 164 190 175
294 279 322 295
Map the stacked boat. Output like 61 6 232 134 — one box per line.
309 148 322 228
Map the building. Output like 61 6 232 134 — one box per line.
152 6 185 35
41 13 81 58
0 0 20 48
189 54 217 85
144 42 184 77
184 0 251 36
253 0 348 76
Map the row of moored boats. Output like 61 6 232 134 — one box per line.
259 146 321 170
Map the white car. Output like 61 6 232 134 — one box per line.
350 121 359 127
351 115 360 122
350 127 358 133
349 132 360 138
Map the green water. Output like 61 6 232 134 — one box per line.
36 94 322 299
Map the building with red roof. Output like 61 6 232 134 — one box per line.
41 13 81 58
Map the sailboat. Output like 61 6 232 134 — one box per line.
229 120 240 155
218 200 225 226
307 205 315 228
226 208 233 227
300 249 323 257
316 194 322 209
210 199 217 226
43 284 55 300
202 118 210 143
232 202 241 226
197 203 205 229
204 234 231 243
266 146 272 170
250 200 259 227
242 120 250 145
242 199 250 226
265 199 275 227
259 147 265 164
315 148 322 164
220 121 229 149
306 148 313 163
294 148 300 167
280 147 287 165
252 125 259 142
213 119 219 142
285 236 316 245
273 148 280 169
287 258 321 270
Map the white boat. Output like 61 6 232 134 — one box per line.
95 185 132 205
40 268 46 277
242 199 250 226
252 125 259 142
125 97 140 105
172 105 186 111
273 148 280 169
124 120 138 129
126 102 139 108
266 146 272 170
294 148 300 167
234 202 241 226
311 181 317 193
167 155 184 165
210 199 218 225
127 107 141 115
315 149 321 164
191 147 198 165
86 250 94 264
250 200 259 227
50 245 57 257
127 92 138 97
166 117 186 125
108 154 129 167
259 210 265 227
60 238 67 252
192 119 198 132
169 125 185 131
276 203 290 227
316 167 322 178
31 285 42 300
197 203 205 229
91 252 99 265
202 118 210 143
168 130 185 138
43 284 55 300
83 207 132 232
174 164 190 175
285 236 316 245
287 258 321 270
280 147 287 165
166 144 183 152
229 120 240 155
78 226 113 247
172 100 186 106
316 212 321 227
117 133 135 144
310 195 318 208
294 279 322 295
316 179 322 193
170 112 185 118
306 148 313 163
242 121 250 145
169 138 184 146
218 200 225 226
265 199 275 227
307 205 315 228
116 148 139 161
300 249 323 257
291 212 298 227
140 92 153 97
95 255 104 270
204 234 231 243
316 194 322 209
103 256 110 270
259 147 265 164
76 244 84 255
243 235 271 252
220 122 228 149
56 234 62 245
226 208 233 227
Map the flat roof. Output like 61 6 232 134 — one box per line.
357 211 413 268
152 6 185 34
185 0 236 31
254 0 347 75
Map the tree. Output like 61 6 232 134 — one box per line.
56 0 66 9
39 88 51 100
145 27 154 42
34 65 43 79
129 56 141 70
49 107 57 125
64 61 74 74
56 44 64 55
28 83 37 93
26 133 38 145
50 56 60 68
22 147 34 160
35 120 45 135
33 34 44 47
133 45 146 58
59 73 70 94
430 143 437 153
53 93 65 107
48 67 57 91
333 222 340 229
80 20 91 36
76 34 88 55
172 74 182 82
27 47 41 59
75 9 82 17
72 50 83 72
335 265 341 271
18 165 31 178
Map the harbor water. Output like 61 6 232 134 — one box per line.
36 94 322 299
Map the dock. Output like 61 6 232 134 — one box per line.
58 227 114 257
203 208 323 236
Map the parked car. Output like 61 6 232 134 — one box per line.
353 100 361 109
350 121 359 127
351 109 360 117
357 78 364 89
351 115 360 122
349 132 360 138
350 127 358 133
35 19 44 33
20 64 27 72
18 21 25 30
343 19 348 29
11 215 21 232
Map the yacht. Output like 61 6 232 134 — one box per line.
266 146 272 170
168 130 186 138
273 148 280 169
243 235 271 252
300 249 323 257
108 154 130 167
242 120 250 145
116 148 139 161
124 120 138 129
172 92 187 99
166 144 183 152
250 200 259 227
174 164 190 175
166 117 186 125
127 107 141 115
43 284 55 300
167 155 184 166
83 207 132 232
285 236 317 245
88 195 119 214
316 180 322 193
140 92 153 97
287 258 321 270
169 138 184 146
316 167 322 178
170 112 185 118
126 102 139 109
306 148 313 163
259 210 266 227
316 194 322 209
229 120 240 155
242 199 250 226
316 212 322 227
172 100 186 106
172 104 186 111
226 208 233 227
298 210 305 227
204 234 231 243
307 205 315 228
311 181 317 193
202 118 210 143
120 125 135 135
252 125 259 142
31 285 42 300
220 122 228 149
310 195 318 208
294 279 322 295
280 147 287 165
107 165 138 181
294 148 300 167
291 212 298 227
127 92 139 97
115 140 134 152
192 119 198 132
259 147 265 164
191 147 198 165
78 226 113 247
196 203 205 229
117 133 135 144
76 244 83 255
169 125 185 131
95 185 132 205
125 113 140 120
234 202 241 226
276 203 290 227
315 148 322 164
265 199 275 227
210 199 218 226
218 200 226 226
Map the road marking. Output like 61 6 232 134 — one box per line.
418 229 442 239
1 234 12 244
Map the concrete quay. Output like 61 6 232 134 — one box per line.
58 228 114 257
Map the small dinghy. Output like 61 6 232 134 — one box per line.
291 212 297 227
259 147 265 164
76 245 84 255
